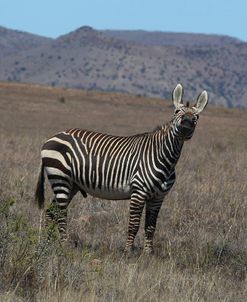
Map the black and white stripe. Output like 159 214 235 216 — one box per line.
35 84 208 253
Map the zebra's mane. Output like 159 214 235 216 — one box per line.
153 122 170 133
133 123 170 138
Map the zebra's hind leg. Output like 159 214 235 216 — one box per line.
144 199 163 254
45 198 57 228
124 192 145 253
46 184 79 242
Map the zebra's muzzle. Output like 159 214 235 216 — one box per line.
178 122 195 138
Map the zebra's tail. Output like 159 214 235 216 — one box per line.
35 161 45 209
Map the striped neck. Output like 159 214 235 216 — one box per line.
156 123 184 171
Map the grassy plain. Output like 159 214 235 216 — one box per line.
0 82 247 301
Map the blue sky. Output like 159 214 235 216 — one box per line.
1 0 247 41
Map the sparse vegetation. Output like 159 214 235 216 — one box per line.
0 82 246 301
58 96 66 103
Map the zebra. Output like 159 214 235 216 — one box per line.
35 83 208 253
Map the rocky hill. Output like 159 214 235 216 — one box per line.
0 26 52 56
0 25 247 108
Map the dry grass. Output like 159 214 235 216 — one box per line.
0 82 247 301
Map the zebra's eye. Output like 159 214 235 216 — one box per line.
174 109 180 114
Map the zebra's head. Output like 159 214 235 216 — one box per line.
172 83 208 140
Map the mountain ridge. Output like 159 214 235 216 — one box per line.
103 29 242 46
0 25 52 56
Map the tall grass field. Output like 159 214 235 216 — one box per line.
0 82 246 301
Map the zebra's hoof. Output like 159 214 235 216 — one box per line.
60 238 70 248
123 245 134 255
143 247 154 255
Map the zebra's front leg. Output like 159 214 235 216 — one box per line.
144 199 163 254
124 193 145 253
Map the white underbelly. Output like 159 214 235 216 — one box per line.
81 185 132 200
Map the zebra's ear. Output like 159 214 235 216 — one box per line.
193 90 208 114
173 83 183 109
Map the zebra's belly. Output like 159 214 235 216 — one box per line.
80 185 132 200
